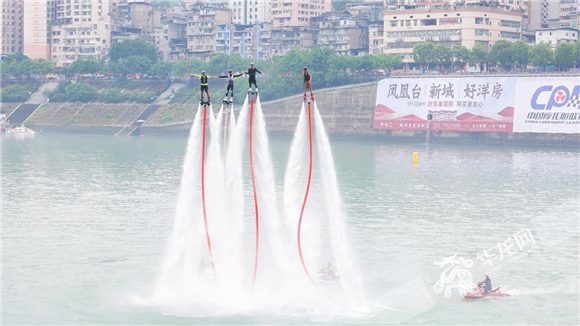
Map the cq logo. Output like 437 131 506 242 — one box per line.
531 85 580 110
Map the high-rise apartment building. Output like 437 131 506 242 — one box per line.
382 5 524 63
23 0 56 60
186 4 231 60
50 0 112 67
229 0 271 25
528 0 579 30
2 0 24 55
271 0 332 27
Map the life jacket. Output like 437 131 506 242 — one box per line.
200 75 208 86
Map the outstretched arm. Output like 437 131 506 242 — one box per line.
256 69 262 74
296 73 304 80
234 73 244 78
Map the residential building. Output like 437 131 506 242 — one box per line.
369 20 384 54
528 0 579 30
50 0 112 67
110 1 161 43
271 0 332 27
270 26 316 55
535 27 579 48
382 5 525 63
317 14 369 55
186 4 231 60
155 17 187 62
2 0 24 55
229 0 271 25
23 0 56 60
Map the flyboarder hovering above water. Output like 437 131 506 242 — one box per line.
219 70 244 103
193 70 218 104
296 67 313 100
246 63 262 93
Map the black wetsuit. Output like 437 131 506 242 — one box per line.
483 279 492 293
246 67 262 88
304 72 311 83
219 73 243 96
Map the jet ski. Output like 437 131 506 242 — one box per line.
464 286 510 299
316 267 340 284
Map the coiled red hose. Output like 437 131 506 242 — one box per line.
249 96 260 287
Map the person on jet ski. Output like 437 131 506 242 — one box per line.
320 262 335 280
477 275 492 293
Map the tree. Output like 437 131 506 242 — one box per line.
432 44 452 69
109 40 158 63
529 42 554 70
574 40 580 67
1 85 29 102
110 56 152 75
370 53 402 71
31 59 55 76
555 42 575 70
511 40 530 70
489 40 513 69
1 53 33 77
63 59 103 76
101 88 125 103
149 62 173 78
469 44 489 70
413 42 434 70
65 82 98 103
452 45 470 70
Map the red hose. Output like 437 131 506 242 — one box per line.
201 104 215 272
297 101 314 282
249 96 260 287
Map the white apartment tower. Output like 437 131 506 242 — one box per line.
50 0 112 67
229 0 271 25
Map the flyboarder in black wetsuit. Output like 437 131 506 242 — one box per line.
219 70 244 103
246 63 262 93
296 67 313 99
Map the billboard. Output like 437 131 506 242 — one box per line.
513 77 580 134
374 77 516 132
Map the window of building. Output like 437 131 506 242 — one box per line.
421 19 436 26
475 17 483 24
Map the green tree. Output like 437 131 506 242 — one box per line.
489 40 513 69
1 85 29 102
452 45 470 70
413 42 434 70
1 53 33 77
65 82 98 103
432 44 452 69
511 40 530 70
149 62 173 78
574 40 580 66
101 88 125 103
172 58 205 76
529 42 554 70
62 59 103 76
555 42 575 70
469 44 489 70
109 40 158 63
110 56 152 75
31 59 55 76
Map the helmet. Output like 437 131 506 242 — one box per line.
250 62 255 66
485 275 489 279
202 70 206 73
303 67 308 70
229 70 233 73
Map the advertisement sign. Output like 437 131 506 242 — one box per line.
374 77 516 132
513 77 580 134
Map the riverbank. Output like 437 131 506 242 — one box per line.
4 75 579 148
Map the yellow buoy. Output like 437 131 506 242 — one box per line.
413 152 419 165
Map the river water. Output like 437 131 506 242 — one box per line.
2 134 579 324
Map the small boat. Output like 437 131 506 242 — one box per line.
464 286 510 299
6 125 38 136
